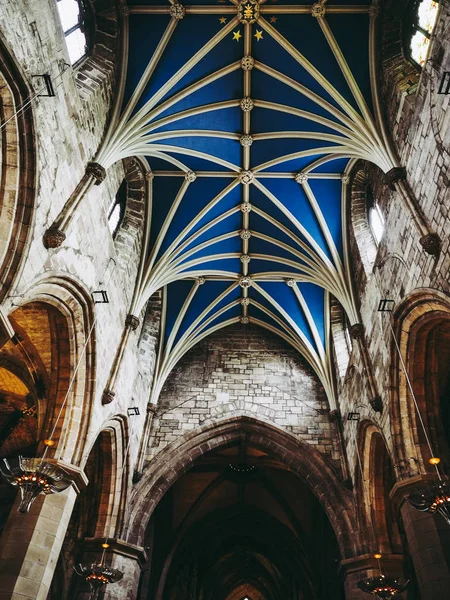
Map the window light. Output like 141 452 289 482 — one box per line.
369 204 385 246
410 0 439 66
56 0 88 64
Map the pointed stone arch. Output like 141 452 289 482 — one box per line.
128 416 358 559
5 273 96 465
357 421 402 556
0 36 36 302
390 288 450 476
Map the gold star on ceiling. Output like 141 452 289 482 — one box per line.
219 16 227 24
232 30 242 41
270 16 277 23
254 30 263 41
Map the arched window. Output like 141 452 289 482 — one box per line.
367 187 384 246
344 317 353 355
408 0 440 67
56 0 90 65
108 180 127 238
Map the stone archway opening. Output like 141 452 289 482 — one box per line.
407 313 450 471
0 301 71 534
139 434 345 600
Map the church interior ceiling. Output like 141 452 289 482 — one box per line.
96 0 396 406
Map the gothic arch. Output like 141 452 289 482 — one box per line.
358 421 402 556
330 297 351 379
75 0 124 103
49 417 129 599
348 165 378 278
6 273 96 465
0 36 36 302
81 416 130 538
390 288 450 476
110 157 148 289
128 416 358 559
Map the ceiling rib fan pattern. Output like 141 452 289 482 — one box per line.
96 0 396 408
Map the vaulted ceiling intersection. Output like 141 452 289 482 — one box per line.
100 0 396 406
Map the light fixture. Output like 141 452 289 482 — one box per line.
357 574 409 599
0 457 72 513
74 550 123 600
407 478 450 525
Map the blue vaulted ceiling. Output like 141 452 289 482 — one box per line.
99 0 396 406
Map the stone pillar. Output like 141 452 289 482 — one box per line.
349 323 383 413
43 161 107 249
384 168 441 256
0 488 78 600
74 538 147 600
391 477 450 598
0 461 87 600
102 314 140 405
133 403 158 480
340 554 406 600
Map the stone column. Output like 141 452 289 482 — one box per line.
0 489 77 600
340 554 406 600
74 538 146 600
102 314 141 405
350 323 383 413
43 162 107 249
391 477 450 598
384 168 441 256
133 403 158 481
0 462 87 600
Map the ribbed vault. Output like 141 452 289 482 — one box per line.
100 0 397 407
144 440 344 599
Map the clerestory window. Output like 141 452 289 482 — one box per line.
344 317 353 355
108 180 127 238
408 0 440 67
56 0 90 65
367 187 384 246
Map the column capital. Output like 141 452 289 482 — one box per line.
384 166 407 190
102 389 116 405
349 322 365 340
339 553 405 577
419 232 441 256
47 458 89 493
125 314 140 331
389 472 437 507
82 537 148 567
43 227 66 249
369 395 383 413
328 409 342 423
86 161 107 186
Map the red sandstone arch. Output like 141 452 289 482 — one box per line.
358 421 402 556
81 416 130 538
128 416 359 558
0 37 36 302
390 288 450 475
6 274 96 465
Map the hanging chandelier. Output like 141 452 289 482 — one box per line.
357 574 409 599
74 543 123 600
408 476 450 525
74 563 123 599
0 456 73 513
